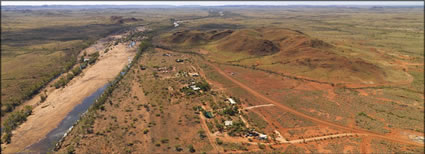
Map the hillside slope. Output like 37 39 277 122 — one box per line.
162 28 386 84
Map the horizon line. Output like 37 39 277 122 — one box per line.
2 1 424 6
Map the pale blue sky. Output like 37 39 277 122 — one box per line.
2 1 424 6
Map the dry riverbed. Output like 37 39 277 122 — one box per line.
2 33 138 153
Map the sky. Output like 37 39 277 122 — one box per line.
2 1 424 6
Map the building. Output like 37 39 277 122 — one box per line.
84 58 90 62
224 120 233 126
173 21 181 27
176 59 184 63
190 85 201 91
174 22 179 27
259 134 268 140
227 98 236 105
188 72 199 77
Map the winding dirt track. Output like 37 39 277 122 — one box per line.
206 62 423 147
199 112 220 153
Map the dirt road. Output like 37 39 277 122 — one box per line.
206 62 423 147
3 40 137 153
244 104 275 110
199 106 220 153
276 132 362 144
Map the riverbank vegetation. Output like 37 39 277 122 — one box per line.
1 106 32 144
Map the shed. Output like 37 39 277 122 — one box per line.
259 134 268 140
190 85 201 91
224 120 233 126
227 98 236 105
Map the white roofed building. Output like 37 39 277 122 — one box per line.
224 120 233 126
227 98 236 104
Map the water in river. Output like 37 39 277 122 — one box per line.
25 84 109 153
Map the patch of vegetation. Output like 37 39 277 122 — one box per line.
222 142 248 151
188 144 196 153
1 105 32 144
355 112 389 133
227 120 247 137
243 111 268 130
216 138 223 145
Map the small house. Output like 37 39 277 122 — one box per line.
188 72 199 77
190 85 201 91
227 98 236 105
224 120 233 126
259 134 268 140
83 58 90 62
